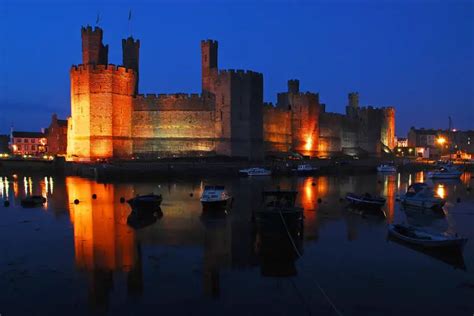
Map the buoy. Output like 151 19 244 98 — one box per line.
92 194 97 199
120 197 125 203
457 197 461 203
189 193 194 197
3 200 9 207
74 199 80 205
317 198 322 204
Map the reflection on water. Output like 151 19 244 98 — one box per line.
0 171 473 314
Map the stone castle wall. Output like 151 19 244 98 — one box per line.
67 26 394 161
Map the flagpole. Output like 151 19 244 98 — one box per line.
128 9 132 37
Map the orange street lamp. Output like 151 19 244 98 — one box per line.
437 137 446 145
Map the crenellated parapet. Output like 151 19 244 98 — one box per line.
71 63 136 74
134 93 212 111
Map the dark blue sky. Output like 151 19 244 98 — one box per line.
1 0 473 136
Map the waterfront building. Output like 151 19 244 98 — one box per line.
46 114 68 156
11 131 47 156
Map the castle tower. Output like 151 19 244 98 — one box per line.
288 79 300 94
201 40 218 95
81 26 108 65
122 37 140 95
348 92 359 108
68 27 136 161
346 92 359 117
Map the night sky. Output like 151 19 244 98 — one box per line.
1 0 472 136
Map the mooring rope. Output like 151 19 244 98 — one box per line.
278 209 344 316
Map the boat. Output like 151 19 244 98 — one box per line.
200 185 232 211
127 194 163 210
377 163 397 173
21 195 47 207
345 192 386 209
239 167 272 177
388 224 468 250
427 165 462 179
292 163 319 175
401 183 445 210
254 190 303 232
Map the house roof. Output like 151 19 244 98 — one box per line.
12 131 45 138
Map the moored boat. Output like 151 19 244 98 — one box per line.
200 185 232 210
292 163 319 175
239 167 272 177
377 164 397 173
427 165 462 179
21 195 47 207
388 224 467 250
345 192 386 209
401 183 445 210
127 194 162 210
254 190 303 232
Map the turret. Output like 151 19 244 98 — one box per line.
122 37 140 95
201 40 218 94
81 26 108 65
288 79 300 94
348 92 359 108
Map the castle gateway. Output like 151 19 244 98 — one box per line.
67 26 395 161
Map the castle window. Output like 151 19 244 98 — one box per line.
204 55 208 63
220 110 223 121
222 95 225 104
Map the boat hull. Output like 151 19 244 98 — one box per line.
388 225 467 250
201 199 230 211
127 195 162 210
401 197 445 210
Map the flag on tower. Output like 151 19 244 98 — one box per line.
128 10 132 21
96 12 101 25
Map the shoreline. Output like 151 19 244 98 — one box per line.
2 157 472 181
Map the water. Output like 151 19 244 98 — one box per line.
0 172 473 315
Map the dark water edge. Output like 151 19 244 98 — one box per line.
0 171 473 315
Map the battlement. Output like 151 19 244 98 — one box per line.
201 39 218 45
263 102 275 108
71 64 135 74
136 93 203 101
218 69 263 78
122 37 140 46
277 91 319 98
81 25 103 35
134 93 211 111
358 105 395 113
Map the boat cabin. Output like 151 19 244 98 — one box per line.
262 191 298 208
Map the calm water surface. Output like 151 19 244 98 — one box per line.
0 171 473 315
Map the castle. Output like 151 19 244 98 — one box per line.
67 26 395 161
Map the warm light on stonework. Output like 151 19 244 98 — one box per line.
305 136 313 151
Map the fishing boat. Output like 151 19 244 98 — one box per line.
254 191 303 231
200 185 232 210
127 194 162 210
388 224 468 250
21 195 47 207
377 163 397 173
239 167 272 177
292 163 319 175
427 165 462 179
401 183 445 210
345 192 386 209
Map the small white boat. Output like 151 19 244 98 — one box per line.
239 167 272 177
200 185 232 210
427 165 462 179
292 163 319 175
401 183 445 210
388 224 467 249
377 164 397 173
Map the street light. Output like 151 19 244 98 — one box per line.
437 137 446 145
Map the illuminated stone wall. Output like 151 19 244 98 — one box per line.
68 64 136 161
132 94 216 156
263 104 291 153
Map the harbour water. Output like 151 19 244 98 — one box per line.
0 171 473 315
